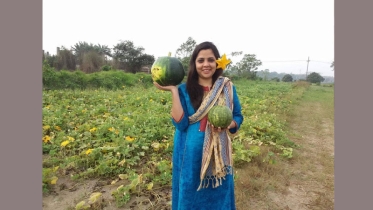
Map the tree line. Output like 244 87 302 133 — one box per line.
43 40 155 74
43 37 329 84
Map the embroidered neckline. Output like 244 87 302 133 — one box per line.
202 86 211 91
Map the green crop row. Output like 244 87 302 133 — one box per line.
42 80 308 207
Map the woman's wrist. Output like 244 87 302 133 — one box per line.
227 121 237 129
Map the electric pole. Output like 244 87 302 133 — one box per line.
305 57 310 78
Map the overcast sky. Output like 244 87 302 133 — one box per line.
43 0 334 77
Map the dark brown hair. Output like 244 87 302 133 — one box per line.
186 41 223 111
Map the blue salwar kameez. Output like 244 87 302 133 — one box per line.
170 83 244 210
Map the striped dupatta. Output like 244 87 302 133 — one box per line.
188 76 234 191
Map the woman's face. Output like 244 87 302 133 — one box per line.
195 49 217 81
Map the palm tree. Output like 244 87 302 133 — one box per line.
71 42 112 73
71 42 113 71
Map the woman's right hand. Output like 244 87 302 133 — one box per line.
153 82 184 121
153 82 177 92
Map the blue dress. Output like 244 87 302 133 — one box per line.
171 83 244 210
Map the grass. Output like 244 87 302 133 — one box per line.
234 84 334 210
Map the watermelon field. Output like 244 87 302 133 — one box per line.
42 76 313 209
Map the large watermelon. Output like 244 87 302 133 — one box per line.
151 53 185 86
207 105 233 128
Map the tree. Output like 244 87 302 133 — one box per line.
112 40 155 73
330 61 334 71
282 74 293 82
175 37 197 74
263 69 270 80
71 42 112 72
230 54 262 79
271 77 280 82
306 72 325 84
222 51 243 77
230 51 243 57
44 55 58 69
81 51 104 73
95 44 112 57
46 46 76 71
57 47 76 70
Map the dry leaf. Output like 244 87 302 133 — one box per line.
88 192 102 204
111 178 119 185
147 182 154 190
118 174 128 180
75 201 90 210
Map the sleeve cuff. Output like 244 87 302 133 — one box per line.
172 112 184 123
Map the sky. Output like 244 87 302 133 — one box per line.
43 0 334 77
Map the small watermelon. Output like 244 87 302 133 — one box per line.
151 53 185 86
207 105 233 128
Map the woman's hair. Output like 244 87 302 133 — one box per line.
186 41 223 111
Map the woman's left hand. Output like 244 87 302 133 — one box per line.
211 121 235 133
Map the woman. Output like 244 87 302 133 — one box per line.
154 41 244 210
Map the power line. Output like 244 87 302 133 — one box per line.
261 60 306 62
310 60 333 64
262 60 333 64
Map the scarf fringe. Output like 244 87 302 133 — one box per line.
197 165 233 191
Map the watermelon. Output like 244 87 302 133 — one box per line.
151 53 185 86
207 105 233 128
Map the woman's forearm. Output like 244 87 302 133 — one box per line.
170 88 184 121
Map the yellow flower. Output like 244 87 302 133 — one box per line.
216 54 231 70
85 149 93 155
89 127 97 132
61 140 70 147
125 136 135 142
54 126 61 131
43 135 51 143
43 125 50 131
67 136 75 141
115 130 119 135
50 176 58 185
108 127 115 132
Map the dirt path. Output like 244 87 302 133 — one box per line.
260 86 334 210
